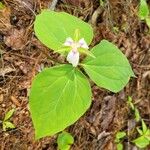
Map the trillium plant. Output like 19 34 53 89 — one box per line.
29 10 135 139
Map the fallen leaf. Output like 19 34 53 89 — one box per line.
4 28 27 50
0 66 15 76
99 96 116 131
0 7 11 30
10 96 21 107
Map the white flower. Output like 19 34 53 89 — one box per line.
64 37 89 67
78 38 89 49
67 51 79 67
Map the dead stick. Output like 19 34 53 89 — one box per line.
49 0 58 10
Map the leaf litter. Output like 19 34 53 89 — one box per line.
0 0 150 149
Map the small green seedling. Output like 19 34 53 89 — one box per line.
127 96 140 122
138 0 150 28
115 131 126 150
57 131 74 150
133 120 150 148
1 109 15 131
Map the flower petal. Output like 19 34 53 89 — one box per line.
64 37 74 46
67 50 79 67
79 38 89 49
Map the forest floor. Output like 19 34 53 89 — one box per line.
0 0 150 150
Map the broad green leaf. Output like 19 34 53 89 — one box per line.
57 131 74 150
133 136 150 148
58 145 70 150
116 132 126 140
34 10 93 52
29 65 92 139
145 135 150 141
4 109 15 121
82 40 134 93
138 0 149 20
117 143 123 150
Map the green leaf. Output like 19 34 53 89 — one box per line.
78 48 96 58
3 121 15 131
34 10 93 52
145 129 150 141
138 0 149 20
145 135 150 141
29 65 92 139
142 120 147 134
116 132 126 140
134 108 140 122
57 131 74 150
117 143 123 150
4 109 15 121
127 96 135 110
0 2 5 9
99 0 104 7
2 124 6 131
137 127 143 135
133 136 150 148
146 17 150 28
82 40 134 93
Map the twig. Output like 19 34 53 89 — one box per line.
40 48 63 64
9 53 36 61
90 6 103 25
16 0 36 16
49 0 58 10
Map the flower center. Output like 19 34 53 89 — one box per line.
71 42 80 52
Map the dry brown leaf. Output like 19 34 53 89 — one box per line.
0 66 15 76
4 28 27 50
10 96 21 107
0 7 11 30
99 96 116 131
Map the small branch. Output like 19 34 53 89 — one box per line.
16 0 36 16
40 48 63 64
90 6 103 26
49 0 58 10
